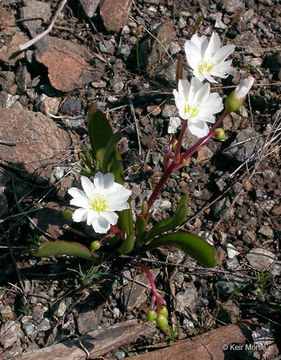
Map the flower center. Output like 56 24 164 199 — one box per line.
184 104 199 118
198 62 215 75
89 194 108 213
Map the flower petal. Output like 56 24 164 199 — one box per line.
93 172 104 190
92 216 110 233
102 211 118 225
81 176 96 197
213 45 235 63
103 172 114 190
72 208 90 222
188 119 209 138
203 32 219 62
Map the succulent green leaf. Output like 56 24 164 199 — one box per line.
145 195 188 241
135 215 147 248
102 131 123 172
33 241 95 261
87 103 113 168
145 232 218 268
117 233 135 254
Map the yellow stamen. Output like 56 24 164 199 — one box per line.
198 62 215 75
90 195 108 212
184 104 199 118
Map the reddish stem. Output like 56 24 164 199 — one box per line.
146 111 228 213
174 119 187 158
131 261 166 308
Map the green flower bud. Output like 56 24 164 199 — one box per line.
90 241 101 252
159 306 168 318
61 208 73 221
156 314 168 331
147 309 156 323
214 128 225 141
225 76 255 114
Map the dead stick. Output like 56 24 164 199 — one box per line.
19 0 68 51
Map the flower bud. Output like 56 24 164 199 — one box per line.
90 241 101 252
147 309 156 323
61 208 74 221
213 128 225 141
156 314 168 331
159 306 168 318
225 75 255 114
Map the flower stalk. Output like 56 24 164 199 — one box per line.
146 110 228 213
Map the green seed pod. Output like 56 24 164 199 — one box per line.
90 241 101 252
156 314 168 331
214 128 225 141
146 309 156 323
61 208 73 221
159 306 168 318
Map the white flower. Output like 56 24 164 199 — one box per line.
185 32 235 83
235 75 255 100
68 172 131 234
173 77 223 138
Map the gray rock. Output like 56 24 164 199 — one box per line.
178 17 187 29
114 350 126 360
123 269 159 311
226 257 240 270
117 44 131 57
151 198 172 215
209 13 227 30
258 225 274 239
175 286 197 315
0 305 14 321
211 197 231 220
252 323 279 359
15 63 31 94
22 317 37 340
246 248 276 271
197 146 213 165
215 275 246 295
234 32 262 57
222 128 264 163
168 41 181 55
220 300 240 323
162 104 178 118
39 95 60 116
140 21 174 69
79 0 100 17
0 107 71 182
0 71 16 94
152 60 177 88
20 0 51 37
32 305 47 322
262 169 275 179
269 261 281 277
0 320 24 348
54 300 67 317
36 318 51 332
221 0 244 13
76 307 103 335
99 39 114 53
110 76 124 93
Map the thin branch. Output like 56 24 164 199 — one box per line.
19 0 68 51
